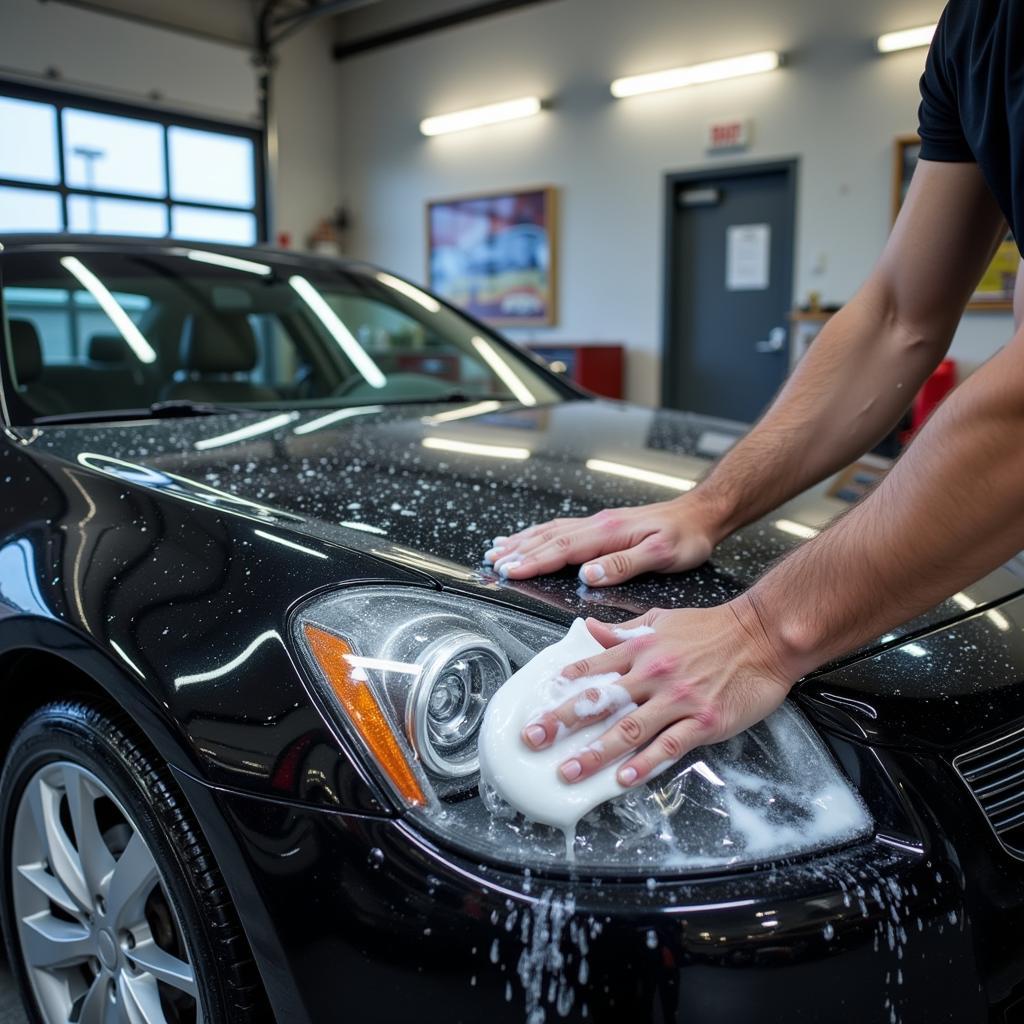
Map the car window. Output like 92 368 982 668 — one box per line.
5 285 151 365
0 248 565 421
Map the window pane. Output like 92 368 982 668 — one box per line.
0 97 59 184
168 127 255 208
171 205 256 245
63 109 165 197
68 194 168 236
0 186 63 231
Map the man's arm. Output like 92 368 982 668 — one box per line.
490 160 1007 586
748 315 1024 674
527 312 1024 790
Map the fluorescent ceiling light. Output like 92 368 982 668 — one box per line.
877 24 936 54
951 592 977 611
60 256 157 364
773 518 820 540
611 50 780 99
422 437 530 460
376 272 441 313
253 528 328 559
586 458 695 491
293 405 384 436
193 412 299 451
470 336 537 406
288 275 387 389
176 630 281 687
422 400 503 425
340 520 387 536
987 609 1011 632
420 97 542 137
184 249 272 276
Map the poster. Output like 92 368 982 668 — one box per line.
427 187 557 326
726 223 771 291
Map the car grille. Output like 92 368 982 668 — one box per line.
954 724 1024 858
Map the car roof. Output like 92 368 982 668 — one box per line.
0 233 369 274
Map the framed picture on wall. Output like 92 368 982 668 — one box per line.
893 133 1019 310
426 186 558 326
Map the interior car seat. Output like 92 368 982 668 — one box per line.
8 319 72 416
162 313 278 404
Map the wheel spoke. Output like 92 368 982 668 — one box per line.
78 972 113 1024
129 939 197 997
25 775 91 913
106 832 158 930
63 766 116 901
16 862 80 917
20 910 93 969
118 971 167 1024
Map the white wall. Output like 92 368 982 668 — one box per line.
0 0 258 122
272 22 349 250
331 0 1016 405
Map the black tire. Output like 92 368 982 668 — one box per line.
0 699 269 1024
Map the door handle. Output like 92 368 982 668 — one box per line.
755 326 786 354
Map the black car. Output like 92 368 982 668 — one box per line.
0 235 1022 1024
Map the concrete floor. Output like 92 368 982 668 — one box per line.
0 962 26 1024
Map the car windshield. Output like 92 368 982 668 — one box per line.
0 246 565 422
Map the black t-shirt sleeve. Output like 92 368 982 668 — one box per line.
918 6 975 162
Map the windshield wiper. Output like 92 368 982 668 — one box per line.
31 400 243 426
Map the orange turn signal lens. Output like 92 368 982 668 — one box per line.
303 623 427 807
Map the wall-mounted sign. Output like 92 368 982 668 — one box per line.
726 223 771 291
708 118 752 152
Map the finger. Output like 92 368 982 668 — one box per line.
520 676 633 749
484 521 576 567
577 533 673 588
616 717 711 787
498 519 568 549
585 612 660 649
558 697 674 783
500 525 626 580
560 640 641 681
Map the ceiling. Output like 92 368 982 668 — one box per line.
50 0 553 54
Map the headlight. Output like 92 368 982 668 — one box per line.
294 587 872 873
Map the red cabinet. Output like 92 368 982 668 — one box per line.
526 343 625 399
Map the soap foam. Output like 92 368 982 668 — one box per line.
612 624 656 639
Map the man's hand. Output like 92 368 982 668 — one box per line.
484 494 723 586
519 600 797 786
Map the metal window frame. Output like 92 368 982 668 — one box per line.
0 78 267 242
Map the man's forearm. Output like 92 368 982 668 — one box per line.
691 275 951 540
745 327 1024 676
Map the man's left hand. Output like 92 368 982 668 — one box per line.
520 599 797 787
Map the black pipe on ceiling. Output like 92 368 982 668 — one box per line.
333 0 560 60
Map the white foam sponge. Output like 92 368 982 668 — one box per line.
477 618 637 837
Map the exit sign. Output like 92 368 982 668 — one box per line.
708 118 752 152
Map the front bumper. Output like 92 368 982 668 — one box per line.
173 764 999 1024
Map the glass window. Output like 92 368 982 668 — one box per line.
63 108 166 197
0 186 63 232
168 127 255 208
1 250 561 420
171 205 257 245
68 195 168 236
0 97 59 184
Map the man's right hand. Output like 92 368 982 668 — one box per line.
483 494 724 586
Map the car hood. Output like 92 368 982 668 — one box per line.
26 399 1024 667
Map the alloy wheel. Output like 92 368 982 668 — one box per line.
10 760 203 1024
